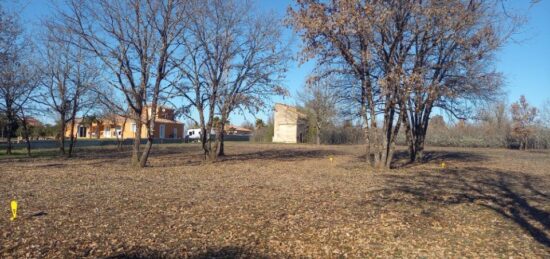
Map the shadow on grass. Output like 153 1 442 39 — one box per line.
391 150 487 168
5 144 342 167
351 150 487 169
219 148 343 163
370 168 550 247
107 246 271 258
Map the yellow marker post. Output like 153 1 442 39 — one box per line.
329 157 334 163
441 162 446 169
10 200 17 221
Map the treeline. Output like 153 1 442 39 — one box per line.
425 97 550 149
0 117 59 141
295 96 550 150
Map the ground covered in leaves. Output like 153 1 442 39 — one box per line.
1 143 549 258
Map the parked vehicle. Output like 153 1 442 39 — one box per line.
185 128 215 143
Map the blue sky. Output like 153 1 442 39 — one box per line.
4 0 550 125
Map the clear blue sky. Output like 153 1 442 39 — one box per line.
4 0 550 125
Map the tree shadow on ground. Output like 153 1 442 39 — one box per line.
352 150 487 169
219 149 343 163
369 168 550 247
65 145 343 167
189 246 271 259
106 245 271 258
390 150 487 168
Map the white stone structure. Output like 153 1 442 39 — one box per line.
272 103 308 143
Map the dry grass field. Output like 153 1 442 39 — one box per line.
1 143 549 258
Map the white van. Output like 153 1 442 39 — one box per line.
185 128 215 142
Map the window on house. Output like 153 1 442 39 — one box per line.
131 123 137 133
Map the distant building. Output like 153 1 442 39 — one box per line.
24 117 43 127
272 103 307 143
224 125 252 135
65 105 184 140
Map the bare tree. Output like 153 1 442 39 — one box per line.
0 6 38 155
57 0 187 167
176 0 288 160
399 1 507 162
36 24 98 157
541 98 550 129
214 5 289 157
298 79 338 145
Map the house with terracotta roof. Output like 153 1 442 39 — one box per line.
65 106 184 140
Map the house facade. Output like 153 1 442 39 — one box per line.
272 103 308 143
66 106 184 140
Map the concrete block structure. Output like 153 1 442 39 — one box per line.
272 103 308 143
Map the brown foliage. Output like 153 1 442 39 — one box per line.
511 95 538 150
289 0 509 168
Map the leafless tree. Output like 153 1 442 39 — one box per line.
36 24 98 157
57 0 187 167
541 98 550 129
399 0 507 162
176 0 288 160
0 6 39 155
214 6 289 157
298 79 338 145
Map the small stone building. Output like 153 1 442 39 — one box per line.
272 103 308 143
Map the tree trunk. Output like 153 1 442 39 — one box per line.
360 83 371 166
117 118 127 151
5 121 13 155
131 117 142 167
364 126 371 165
217 125 225 157
139 134 154 168
21 118 31 157
139 104 158 167
211 119 223 161
5 108 16 155
414 131 425 162
316 123 321 145
67 118 77 158
384 108 403 169
370 116 380 167
200 127 210 160
59 115 66 155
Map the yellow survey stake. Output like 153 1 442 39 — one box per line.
10 200 17 221
441 162 446 169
